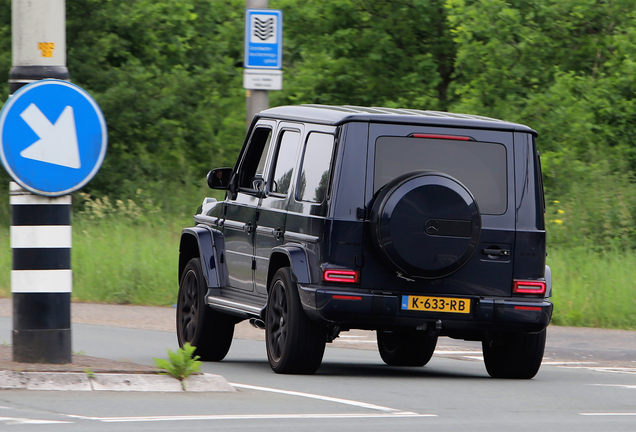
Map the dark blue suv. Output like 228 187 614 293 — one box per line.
177 105 552 379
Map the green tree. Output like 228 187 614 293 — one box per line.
64 0 247 200
274 0 457 110
446 0 636 203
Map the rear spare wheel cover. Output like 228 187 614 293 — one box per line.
370 171 481 278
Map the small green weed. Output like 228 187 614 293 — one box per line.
84 368 96 379
154 343 202 391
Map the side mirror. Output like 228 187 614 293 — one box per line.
207 168 232 190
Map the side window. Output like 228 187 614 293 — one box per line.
270 131 301 196
238 127 272 191
297 133 335 203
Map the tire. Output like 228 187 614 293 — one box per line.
377 329 438 367
369 171 481 279
266 267 326 374
177 257 235 361
482 329 546 379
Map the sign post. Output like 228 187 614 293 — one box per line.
1 79 107 363
9 0 69 96
244 1 283 124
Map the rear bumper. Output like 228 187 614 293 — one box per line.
298 284 552 335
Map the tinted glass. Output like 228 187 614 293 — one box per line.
238 127 272 190
270 131 301 195
374 137 507 215
297 133 335 203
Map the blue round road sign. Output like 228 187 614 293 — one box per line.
0 80 107 196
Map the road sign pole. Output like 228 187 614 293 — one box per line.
9 0 69 96
8 0 72 364
246 88 269 126
11 182 72 363
246 0 270 125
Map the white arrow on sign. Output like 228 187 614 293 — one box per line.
19 103 81 169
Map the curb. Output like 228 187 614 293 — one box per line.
0 371 236 392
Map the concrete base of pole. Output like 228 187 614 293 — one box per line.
13 292 72 364
13 329 72 364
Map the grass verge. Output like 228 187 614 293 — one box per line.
70 217 184 305
0 214 188 305
548 247 636 330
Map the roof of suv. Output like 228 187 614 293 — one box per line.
257 104 537 135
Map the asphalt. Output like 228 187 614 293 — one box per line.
0 298 634 391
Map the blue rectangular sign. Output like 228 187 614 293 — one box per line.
244 9 283 69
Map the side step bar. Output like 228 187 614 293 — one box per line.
206 295 264 320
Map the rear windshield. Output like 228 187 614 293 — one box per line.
374 136 507 215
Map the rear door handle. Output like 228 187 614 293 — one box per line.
244 222 253 235
483 248 510 257
272 227 283 241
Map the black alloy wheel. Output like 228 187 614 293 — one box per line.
266 267 326 374
177 257 235 361
267 277 288 363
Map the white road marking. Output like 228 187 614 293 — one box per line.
543 361 598 365
333 340 377 344
592 384 636 389
434 351 481 355
65 412 435 423
580 413 636 416
230 382 401 412
558 366 636 375
0 416 73 425
55 382 437 424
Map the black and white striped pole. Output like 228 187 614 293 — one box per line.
10 182 72 363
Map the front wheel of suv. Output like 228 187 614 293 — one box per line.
482 329 546 379
266 267 326 374
377 329 438 367
177 257 235 361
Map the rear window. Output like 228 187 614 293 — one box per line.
374 136 507 215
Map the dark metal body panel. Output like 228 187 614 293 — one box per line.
224 192 259 292
179 224 226 289
513 132 547 281
359 123 516 298
297 284 552 336
254 122 304 295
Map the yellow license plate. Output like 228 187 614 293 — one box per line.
402 295 471 314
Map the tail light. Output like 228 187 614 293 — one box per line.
513 280 546 295
323 269 360 283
